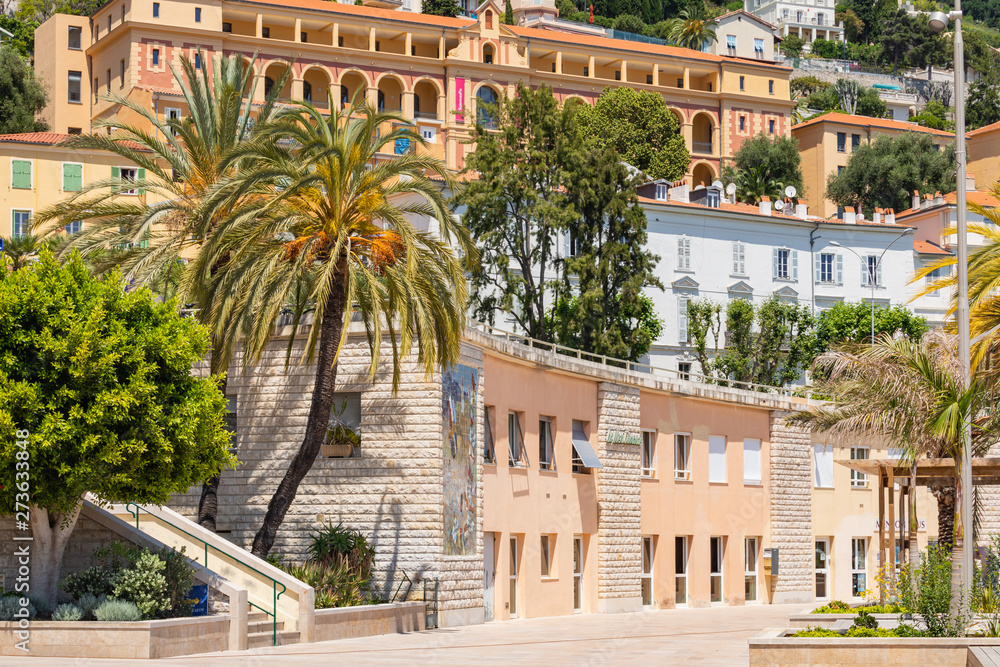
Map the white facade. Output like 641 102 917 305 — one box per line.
639 182 917 376
709 10 779 61
744 0 843 45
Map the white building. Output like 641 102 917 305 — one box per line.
637 180 918 376
744 0 843 46
709 10 780 62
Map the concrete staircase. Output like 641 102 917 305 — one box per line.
247 610 302 648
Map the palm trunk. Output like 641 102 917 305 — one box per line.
930 483 956 552
908 463 920 568
197 350 227 532
250 261 348 558
952 468 966 628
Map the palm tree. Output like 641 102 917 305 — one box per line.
735 165 784 204
666 9 718 51
1 234 43 270
190 97 477 558
794 331 1000 606
834 79 864 115
32 51 290 531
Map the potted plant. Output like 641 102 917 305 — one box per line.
321 398 360 458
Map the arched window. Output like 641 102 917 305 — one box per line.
302 80 312 102
483 43 494 64
413 94 421 115
264 76 274 97
341 84 349 108
377 90 385 111
476 86 498 128
485 9 493 29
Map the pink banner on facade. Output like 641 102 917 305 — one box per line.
456 77 465 123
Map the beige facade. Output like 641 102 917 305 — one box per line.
35 14 91 135
37 0 794 186
968 120 1000 193
792 112 955 219
0 133 151 239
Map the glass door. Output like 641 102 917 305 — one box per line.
675 536 688 606
745 537 758 602
815 539 830 599
573 536 584 612
509 537 518 618
641 537 654 606
710 537 724 604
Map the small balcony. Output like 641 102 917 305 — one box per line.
693 141 713 154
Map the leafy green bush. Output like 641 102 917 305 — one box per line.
811 600 852 613
111 551 170 620
851 609 878 630
900 544 964 637
60 566 116 599
52 604 83 621
791 627 841 637
858 603 909 614
307 522 374 575
157 547 195 617
29 596 52 620
76 594 107 621
93 599 141 622
0 597 35 621
283 559 375 609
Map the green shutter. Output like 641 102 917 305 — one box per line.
63 163 83 191
11 160 31 189
111 166 121 193
137 167 146 195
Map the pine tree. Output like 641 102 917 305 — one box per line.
504 0 514 24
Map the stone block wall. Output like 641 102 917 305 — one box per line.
595 382 642 613
768 411 814 603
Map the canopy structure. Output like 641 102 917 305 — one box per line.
837 457 1000 602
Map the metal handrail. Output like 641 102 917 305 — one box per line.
125 503 287 646
467 319 809 399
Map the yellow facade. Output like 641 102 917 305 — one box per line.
34 14 91 135
968 121 1000 192
792 112 955 219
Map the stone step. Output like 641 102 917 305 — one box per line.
248 619 285 635
247 611 269 624
247 630 301 649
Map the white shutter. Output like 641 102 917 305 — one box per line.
678 297 688 343
836 254 844 285
876 259 883 287
791 250 798 281
677 237 685 270
861 257 869 286
709 435 727 483
743 438 762 484
732 242 740 275
683 237 691 269
772 248 779 279
563 229 571 258
739 243 745 275
814 252 821 283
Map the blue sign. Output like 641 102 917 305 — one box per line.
189 584 208 616
394 138 411 155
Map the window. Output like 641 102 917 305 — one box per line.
768 119 775 134
570 420 594 474
165 107 181 136
862 255 882 287
106 68 111 91
814 444 834 488
67 71 82 103
152 48 160 66
94 78 98 101
756 39 765 56
508 411 528 467
65 220 83 235
641 430 656 478
302 81 312 102
194 53 202 69
614 70 621 80
837 132 846 152
117 166 139 194
11 160 31 189
675 536 688 605
62 163 83 191
677 362 691 381
732 241 746 275
68 128 81 135
108 14 111 31
677 77 683 88
710 537 724 604
641 537 654 606
538 416 554 470
815 539 830 599
485 9 493 28
773 248 797 280
262 26 270 38
573 536 584 611
68 25 81 49
224 395 238 453
817 252 842 284
551 63 556 72
301 31 308 42
739 115 746 132
796 10 803 21
11 210 30 238
484 406 496 463
768 79 774 95
677 236 691 270
707 190 721 207
851 538 867 597
153 2 159 17
322 392 361 456
743 438 762 484
739 75 745 91
852 133 860 150
850 446 869 488
745 537 759 602
120 58 125 88
677 296 689 344
646 74 653 84
583 66 589 76
708 435 726 483
223 21 232 32
476 86 499 129
726 34 737 53
674 433 691 480
195 7 201 21
509 537 519 617
655 183 668 201
540 535 552 577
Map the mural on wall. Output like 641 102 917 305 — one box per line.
442 363 478 556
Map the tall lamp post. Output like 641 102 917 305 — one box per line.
929 6 974 615
829 228 913 345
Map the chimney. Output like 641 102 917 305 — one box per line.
933 191 943 206
795 199 808 219
967 172 977 191
759 196 772 216
857 211 865 222
668 180 689 203
922 194 934 209
886 208 895 225
872 207 882 224
912 190 920 210
843 206 857 224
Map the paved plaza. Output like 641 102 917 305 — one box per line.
6 603 806 666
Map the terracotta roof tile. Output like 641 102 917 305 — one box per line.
791 112 956 138
968 120 1000 137
914 239 951 255
639 195 912 227
896 190 1000 218
233 0 473 28
0 132 75 145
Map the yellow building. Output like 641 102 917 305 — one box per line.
791 112 955 219
36 0 794 185
34 14 91 135
968 120 1000 193
0 132 151 240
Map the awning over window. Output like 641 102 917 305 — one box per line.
572 422 604 470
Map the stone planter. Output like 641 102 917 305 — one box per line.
321 443 354 458
313 601 425 642
0 615 230 659
789 612 904 628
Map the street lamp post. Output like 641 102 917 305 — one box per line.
930 5 974 616
829 229 913 345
